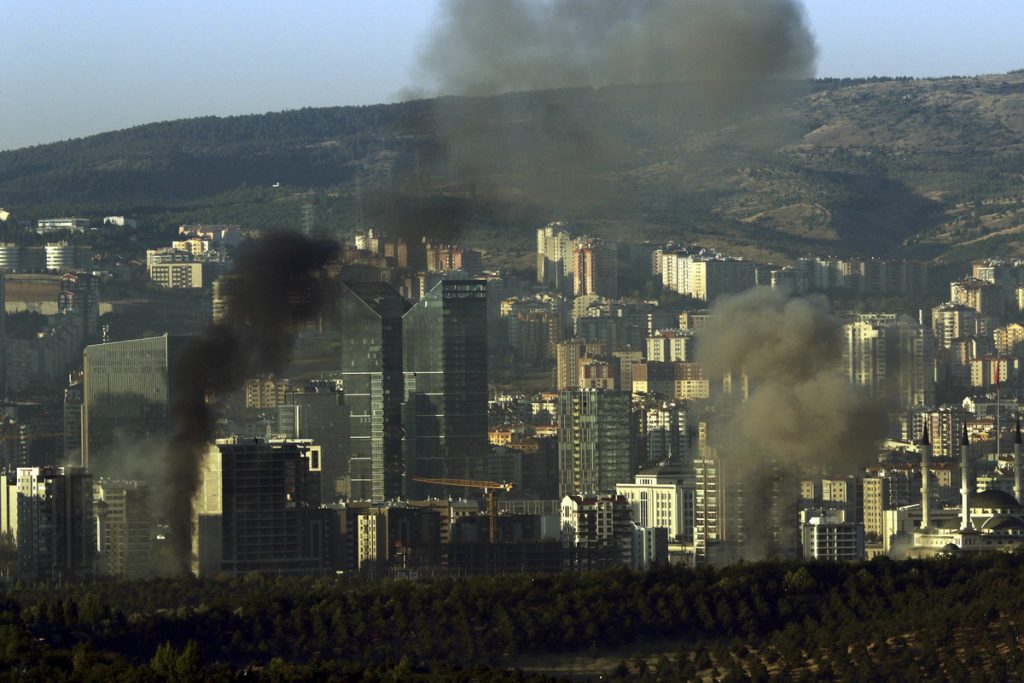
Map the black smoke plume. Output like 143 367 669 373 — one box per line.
361 193 476 245
167 232 339 574
399 0 818 225
414 0 817 96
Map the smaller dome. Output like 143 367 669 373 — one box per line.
970 490 1022 510
980 515 1024 531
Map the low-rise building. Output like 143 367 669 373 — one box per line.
149 261 208 288
616 461 695 543
801 509 865 561
37 217 89 233
560 494 632 563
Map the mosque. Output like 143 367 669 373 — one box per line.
905 422 1024 557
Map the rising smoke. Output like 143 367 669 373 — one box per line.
697 287 887 475
402 0 818 222
166 232 339 574
414 0 817 96
696 288 886 560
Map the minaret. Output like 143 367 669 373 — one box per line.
1014 418 1022 504
920 424 931 530
960 423 972 531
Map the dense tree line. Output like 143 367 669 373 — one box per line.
2 553 1024 679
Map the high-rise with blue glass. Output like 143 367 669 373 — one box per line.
402 280 489 498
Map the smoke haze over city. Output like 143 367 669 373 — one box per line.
3 1 1024 679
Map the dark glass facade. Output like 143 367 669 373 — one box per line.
194 439 327 576
278 384 347 504
16 466 94 582
81 334 188 477
338 282 408 501
402 280 489 497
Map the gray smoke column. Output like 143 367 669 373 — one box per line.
167 232 339 575
697 288 886 473
414 0 816 95
400 0 817 221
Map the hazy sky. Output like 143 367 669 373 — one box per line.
2 0 1023 151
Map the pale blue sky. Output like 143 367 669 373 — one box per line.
1 0 1022 151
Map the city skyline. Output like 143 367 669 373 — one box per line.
3 2 1024 677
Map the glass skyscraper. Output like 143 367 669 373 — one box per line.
338 282 409 501
277 382 347 504
81 334 188 477
402 280 488 498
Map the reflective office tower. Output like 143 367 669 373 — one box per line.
17 466 94 582
557 389 634 498
894 317 936 408
192 438 327 577
277 382 347 503
338 282 409 501
402 280 489 497
81 334 188 476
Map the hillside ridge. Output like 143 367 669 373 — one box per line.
3 73 1024 264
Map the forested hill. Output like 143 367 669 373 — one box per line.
4 72 1024 264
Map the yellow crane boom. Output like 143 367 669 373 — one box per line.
412 476 514 544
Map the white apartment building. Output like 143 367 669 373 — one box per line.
536 223 577 289
37 217 89 233
616 462 695 543
801 509 865 561
149 262 206 289
646 330 694 362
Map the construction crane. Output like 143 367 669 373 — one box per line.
412 477 513 544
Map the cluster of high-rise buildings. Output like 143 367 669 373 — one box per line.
537 223 619 298
343 228 484 303
506 233 1024 565
653 246 756 302
8 214 1024 582
771 255 930 296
